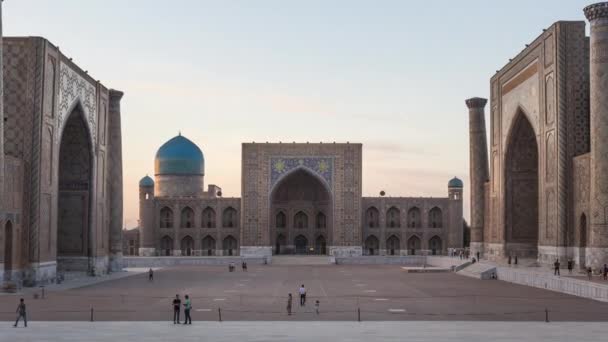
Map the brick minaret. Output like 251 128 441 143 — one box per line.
0 1 5 214
466 97 489 258
585 2 608 267
108 89 124 271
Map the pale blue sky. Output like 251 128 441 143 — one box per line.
4 0 593 227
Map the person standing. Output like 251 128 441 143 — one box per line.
286 293 293 316
554 259 560 276
172 294 181 324
242 261 247 272
567 260 573 275
299 284 306 306
183 295 192 325
149 268 154 282
587 267 593 281
315 300 320 315
14 298 26 328
603 264 608 281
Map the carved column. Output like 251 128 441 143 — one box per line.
585 2 608 267
466 97 489 257
108 89 124 271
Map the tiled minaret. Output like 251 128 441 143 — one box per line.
466 97 489 258
584 2 608 267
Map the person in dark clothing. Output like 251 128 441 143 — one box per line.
299 284 306 306
242 261 247 272
183 295 192 325
476 252 480 261
554 259 560 276
603 264 608 281
567 260 573 275
149 268 154 282
172 294 181 324
587 267 593 280
14 298 26 327
286 293 293 315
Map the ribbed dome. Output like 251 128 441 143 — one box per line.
139 175 154 187
154 135 204 176
448 177 463 188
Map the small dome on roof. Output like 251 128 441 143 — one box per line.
154 134 205 176
448 177 463 188
139 175 154 187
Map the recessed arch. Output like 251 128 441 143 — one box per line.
429 207 443 228
364 235 379 256
504 109 539 258
429 235 442 255
160 235 173 256
315 235 327 255
366 207 380 228
222 207 238 228
294 235 308 254
407 207 421 228
386 207 400 228
223 235 237 256
180 207 194 228
270 168 332 255
160 207 173 228
202 235 216 256
202 207 216 228
386 234 400 256
57 104 93 272
407 235 421 255
181 236 194 256
275 234 287 255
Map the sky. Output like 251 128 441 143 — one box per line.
3 0 594 228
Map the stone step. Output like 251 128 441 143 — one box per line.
271 256 332 265
457 263 497 280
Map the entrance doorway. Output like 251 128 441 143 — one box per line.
4 221 12 280
294 235 308 254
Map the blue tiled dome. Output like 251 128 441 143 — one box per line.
154 135 204 176
139 175 154 187
448 177 463 188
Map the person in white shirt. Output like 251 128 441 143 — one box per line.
298 284 306 306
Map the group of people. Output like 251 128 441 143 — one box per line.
172 294 192 325
286 285 320 316
228 261 247 272
553 259 608 280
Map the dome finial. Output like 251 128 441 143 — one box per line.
179 130 181 136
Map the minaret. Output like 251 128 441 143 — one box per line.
108 90 124 271
466 97 489 258
138 176 156 256
0 1 5 214
584 2 608 267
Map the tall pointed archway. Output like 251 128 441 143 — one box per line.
57 106 93 272
504 112 539 258
270 168 332 255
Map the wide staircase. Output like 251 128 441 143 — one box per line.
271 255 333 265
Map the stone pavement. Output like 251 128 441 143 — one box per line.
1 321 607 341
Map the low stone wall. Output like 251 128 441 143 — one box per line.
123 256 268 268
335 256 469 269
495 266 608 302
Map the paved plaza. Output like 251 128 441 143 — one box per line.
1 264 608 322
3 322 608 342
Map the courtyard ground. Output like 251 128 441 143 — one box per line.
1 264 608 321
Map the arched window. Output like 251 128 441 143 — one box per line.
386 207 400 228
366 207 380 228
429 236 442 255
387 235 400 256
202 207 216 228
222 207 238 228
316 212 327 229
364 235 379 256
407 207 421 228
202 235 216 256
181 236 194 256
160 235 173 256
407 235 421 255
276 211 286 228
160 207 173 228
223 235 237 256
294 211 308 229
428 207 443 228
180 207 194 228
294 235 308 254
